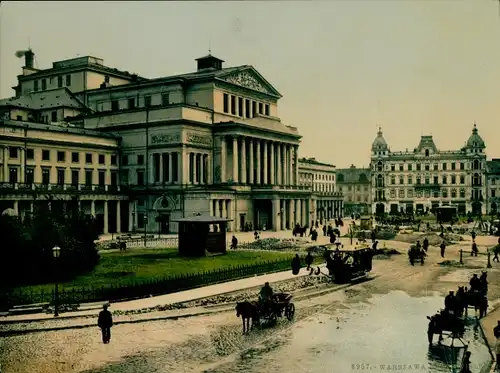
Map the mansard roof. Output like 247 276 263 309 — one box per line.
415 135 438 152
0 88 89 111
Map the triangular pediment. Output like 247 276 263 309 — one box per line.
217 67 282 98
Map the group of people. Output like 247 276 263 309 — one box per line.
443 272 488 315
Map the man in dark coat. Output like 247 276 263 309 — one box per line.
423 238 429 252
305 252 314 270
291 254 301 275
98 304 113 344
231 235 238 249
471 242 478 256
471 230 476 243
322 225 327 236
469 274 481 292
444 291 455 313
440 242 446 258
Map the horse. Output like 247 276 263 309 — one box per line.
427 310 465 344
293 226 307 237
235 301 260 334
463 290 488 318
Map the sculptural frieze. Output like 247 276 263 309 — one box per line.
222 71 270 94
150 133 180 145
186 133 212 146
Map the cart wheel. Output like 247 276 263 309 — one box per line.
286 303 296 320
269 312 278 326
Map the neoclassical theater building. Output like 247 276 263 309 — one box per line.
1 50 326 233
370 125 488 216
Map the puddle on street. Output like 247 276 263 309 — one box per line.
204 291 492 373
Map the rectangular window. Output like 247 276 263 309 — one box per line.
245 99 250 118
98 154 105 165
58 76 63 88
230 95 236 114
258 102 263 114
42 168 50 184
252 101 257 117
111 155 117 165
433 176 438 184
57 151 65 162
85 153 93 164
442 163 447 170
111 100 119 111
9 147 18 159
9 168 18 183
26 148 34 160
492 190 496 198
26 168 34 184
42 149 50 161
408 164 412 171
128 98 136 109
137 170 145 185
57 169 65 185
416 164 421 171
16 115 22 121
71 170 79 185
433 164 438 171
65 74 71 86
425 164 430 171
111 171 117 186
51 111 57 122
85 170 93 185
144 95 151 107
98 170 105 186
238 97 243 116
451 163 456 170
425 177 430 184
408 176 413 184
265 104 270 116
137 154 144 165
162 93 170 106
71 152 79 163
451 175 456 184
122 155 128 165
34 80 39 91
391 164 395 171
460 162 465 170
138 213 144 228
223 93 229 113
41 79 47 90
399 164 404 171
460 175 465 184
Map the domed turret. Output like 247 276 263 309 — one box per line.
466 123 485 150
372 126 389 153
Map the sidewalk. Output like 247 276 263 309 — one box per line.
0 263 326 324
480 302 500 372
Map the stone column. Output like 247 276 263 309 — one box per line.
198 154 203 184
232 136 239 183
276 143 281 185
222 199 227 219
241 138 247 184
280 200 286 230
227 199 233 231
302 199 307 226
287 145 293 186
20 148 25 183
168 153 173 183
288 199 294 230
149 154 155 184
91 200 96 217
249 139 254 184
159 153 163 184
282 145 287 185
262 141 268 184
220 137 227 183
13 200 19 216
177 150 183 184
294 145 299 186
312 199 317 224
103 200 109 234
269 142 275 185
116 200 121 233
272 198 280 231
296 199 302 227
3 147 8 182
256 141 261 184
128 202 134 231
281 144 286 185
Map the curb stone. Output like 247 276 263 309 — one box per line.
0 281 352 337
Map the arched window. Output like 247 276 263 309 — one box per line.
377 162 383 172
473 173 481 186
337 174 344 182
451 189 457 198
473 160 480 170
425 149 429 156
376 174 384 188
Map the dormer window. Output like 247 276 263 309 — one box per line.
425 149 429 156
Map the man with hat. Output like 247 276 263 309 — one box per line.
98 303 113 344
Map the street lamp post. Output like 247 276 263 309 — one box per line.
52 246 61 317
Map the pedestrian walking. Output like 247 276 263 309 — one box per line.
305 251 313 270
98 304 113 344
291 253 301 275
231 235 238 249
440 242 446 258
494 320 500 365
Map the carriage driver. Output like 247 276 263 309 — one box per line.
470 274 481 292
259 282 274 312
444 291 456 313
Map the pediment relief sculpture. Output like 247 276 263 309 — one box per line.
221 71 271 94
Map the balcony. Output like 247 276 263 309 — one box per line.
0 182 125 195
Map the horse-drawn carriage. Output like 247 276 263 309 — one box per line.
322 245 373 284
408 245 426 266
427 309 466 347
235 292 295 334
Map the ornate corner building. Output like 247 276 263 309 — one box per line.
370 125 487 216
0 50 318 233
486 159 500 215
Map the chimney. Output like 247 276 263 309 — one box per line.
24 49 34 68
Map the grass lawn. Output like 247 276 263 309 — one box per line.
13 248 294 295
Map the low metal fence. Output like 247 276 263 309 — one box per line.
458 248 498 268
2 257 296 308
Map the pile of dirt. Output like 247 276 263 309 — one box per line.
394 232 461 246
438 260 463 267
244 237 308 251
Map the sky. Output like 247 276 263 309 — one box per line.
1 1 500 168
